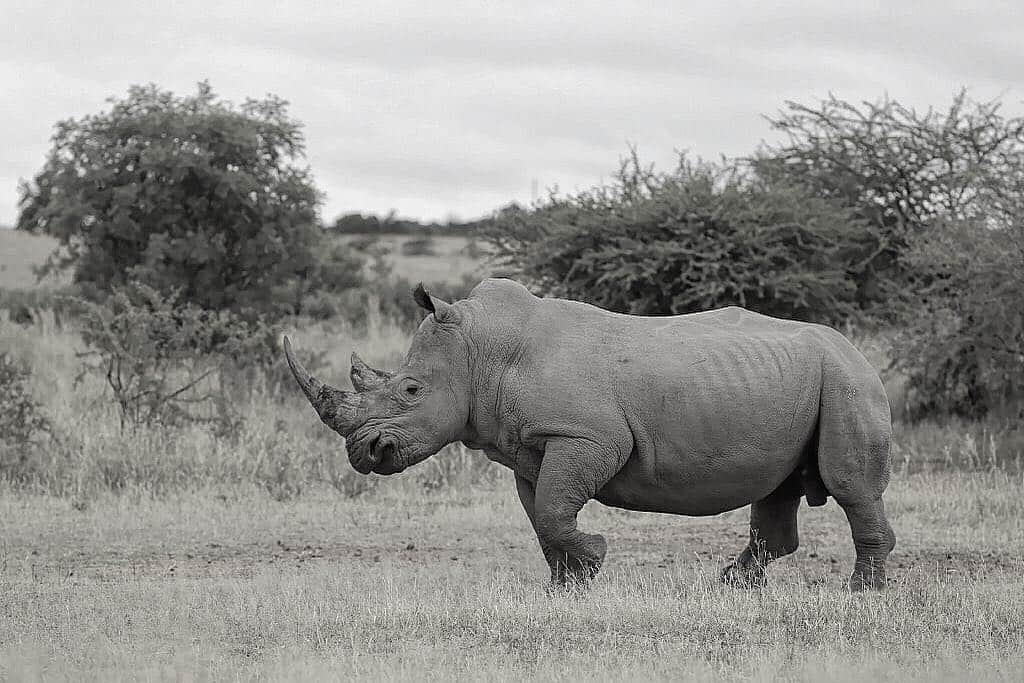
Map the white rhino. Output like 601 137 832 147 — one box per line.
285 278 895 590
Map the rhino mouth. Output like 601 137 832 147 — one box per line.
345 428 410 475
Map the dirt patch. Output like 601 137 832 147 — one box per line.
9 506 1020 586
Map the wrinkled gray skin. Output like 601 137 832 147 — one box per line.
285 278 895 591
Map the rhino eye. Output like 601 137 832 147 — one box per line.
399 379 423 398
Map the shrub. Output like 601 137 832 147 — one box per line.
481 152 865 324
0 286 76 328
892 216 1024 418
0 352 52 484
348 234 384 253
334 274 477 330
16 81 364 320
75 283 277 430
400 236 438 257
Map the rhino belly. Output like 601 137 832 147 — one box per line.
594 442 806 516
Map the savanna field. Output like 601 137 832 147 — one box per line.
2 229 1023 681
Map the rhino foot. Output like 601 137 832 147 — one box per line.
544 533 606 590
848 561 888 591
720 561 767 589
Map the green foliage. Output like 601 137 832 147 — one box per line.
16 81 362 319
76 283 276 430
757 90 1024 308
481 153 864 323
0 353 52 484
892 217 1024 419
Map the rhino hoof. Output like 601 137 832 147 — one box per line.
848 572 887 592
545 579 590 597
720 562 766 589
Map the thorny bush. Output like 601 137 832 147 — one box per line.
0 352 53 484
482 152 866 324
76 283 278 431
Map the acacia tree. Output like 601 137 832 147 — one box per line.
17 81 361 319
755 90 1024 308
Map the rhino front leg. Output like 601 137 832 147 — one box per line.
533 437 624 587
514 474 566 576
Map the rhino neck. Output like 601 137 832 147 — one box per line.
458 290 535 457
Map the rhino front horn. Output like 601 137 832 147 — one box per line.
282 336 362 436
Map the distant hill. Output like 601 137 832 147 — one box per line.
328 212 491 236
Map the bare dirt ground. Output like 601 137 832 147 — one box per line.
3 473 1021 588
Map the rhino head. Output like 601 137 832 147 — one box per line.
283 284 471 475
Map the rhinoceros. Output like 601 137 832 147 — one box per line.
284 278 895 590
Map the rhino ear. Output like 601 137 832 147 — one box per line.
412 283 460 324
413 283 435 314
350 352 392 392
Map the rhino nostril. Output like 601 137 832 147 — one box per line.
365 434 383 465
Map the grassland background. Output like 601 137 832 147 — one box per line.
1 229 1023 681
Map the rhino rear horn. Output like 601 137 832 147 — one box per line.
282 336 362 436
350 352 393 392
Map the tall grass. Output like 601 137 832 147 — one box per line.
0 305 502 500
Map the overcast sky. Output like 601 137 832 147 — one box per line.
2 0 1021 226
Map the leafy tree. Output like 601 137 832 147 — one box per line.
755 90 1024 309
17 82 362 319
481 152 865 324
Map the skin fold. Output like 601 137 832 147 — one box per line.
285 278 895 591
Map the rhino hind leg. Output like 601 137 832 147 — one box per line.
839 497 896 590
816 356 896 591
721 476 801 588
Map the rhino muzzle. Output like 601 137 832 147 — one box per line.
282 336 362 437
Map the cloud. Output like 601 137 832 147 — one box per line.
2 0 1022 225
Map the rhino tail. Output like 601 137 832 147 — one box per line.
801 463 829 507
801 419 829 507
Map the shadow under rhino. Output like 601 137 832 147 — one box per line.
284 278 896 591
